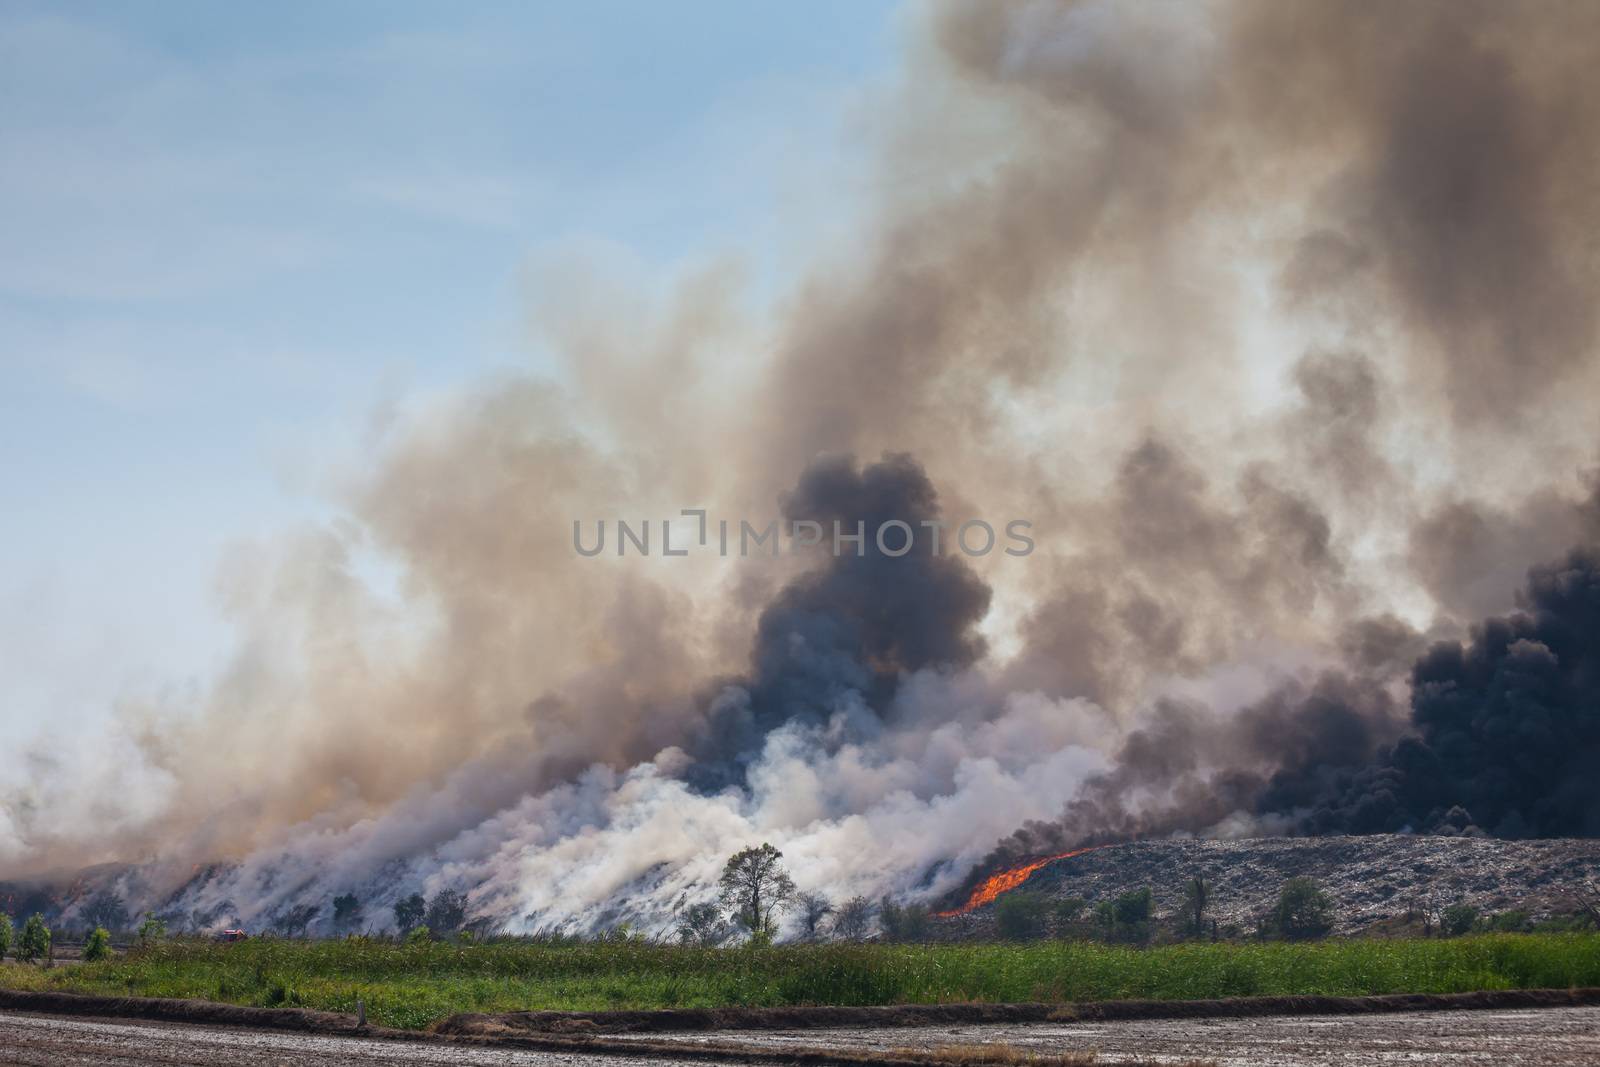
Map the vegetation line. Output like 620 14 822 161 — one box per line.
3 933 1599 1031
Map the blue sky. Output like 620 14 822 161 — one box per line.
0 1 900 746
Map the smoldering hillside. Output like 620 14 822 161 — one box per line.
934 835 1600 939
5 0 1600 938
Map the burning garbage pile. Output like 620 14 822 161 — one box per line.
936 847 1113 918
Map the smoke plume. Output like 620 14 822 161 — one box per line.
5 0 1600 933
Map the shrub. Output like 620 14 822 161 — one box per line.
1112 887 1153 926
0 913 11 959
406 924 431 944
83 926 112 962
1442 903 1479 937
1091 888 1153 943
1054 896 1087 931
995 892 1050 941
899 903 931 942
18 913 51 962
1488 909 1532 933
263 977 302 1007
1269 878 1335 940
878 898 931 942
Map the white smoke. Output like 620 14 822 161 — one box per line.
104 678 1108 935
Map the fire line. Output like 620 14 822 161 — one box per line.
935 844 1111 917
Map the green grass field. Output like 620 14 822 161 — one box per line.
3 934 1598 1031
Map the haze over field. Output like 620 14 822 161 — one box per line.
3 1 1599 935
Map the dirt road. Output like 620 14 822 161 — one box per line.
621 1005 1600 1066
5 1005 1600 1066
0 1011 691 1067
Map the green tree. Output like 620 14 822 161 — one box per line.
1183 875 1209 936
1269 878 1335 940
898 902 930 941
18 913 51 962
995 891 1050 940
1092 888 1152 943
0 913 12 959
1053 896 1088 936
393 893 426 933
876 897 931 942
83 926 112 962
675 901 730 946
137 914 167 942
332 893 363 931
878 896 905 940
424 890 467 935
1442 903 1479 937
718 843 795 939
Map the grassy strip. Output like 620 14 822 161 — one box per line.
2 934 1597 1031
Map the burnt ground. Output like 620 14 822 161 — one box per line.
935 834 1600 936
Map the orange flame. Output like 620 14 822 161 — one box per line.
935 844 1109 917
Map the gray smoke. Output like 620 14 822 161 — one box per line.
6 1 1600 933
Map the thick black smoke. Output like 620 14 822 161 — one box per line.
1301 548 1600 838
987 672 1406 864
690 452 991 783
982 543 1600 880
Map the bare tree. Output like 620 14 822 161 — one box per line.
81 893 129 934
1574 879 1600 929
794 891 833 940
271 903 318 938
719 843 795 941
831 895 873 941
1409 889 1441 937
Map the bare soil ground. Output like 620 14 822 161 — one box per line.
0 1011 683 1067
607 1006 1600 1066
6 1005 1600 1066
